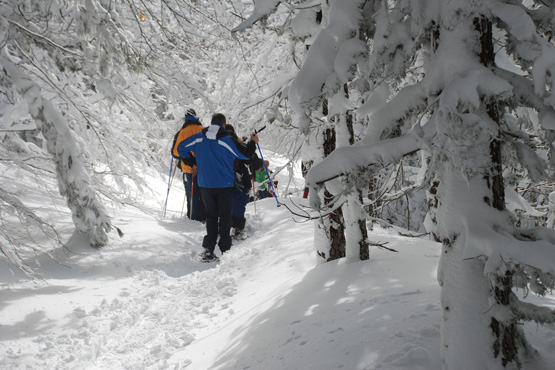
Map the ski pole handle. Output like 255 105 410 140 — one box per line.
254 126 266 135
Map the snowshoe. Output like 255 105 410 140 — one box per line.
198 249 219 263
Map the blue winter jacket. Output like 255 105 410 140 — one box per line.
177 124 248 188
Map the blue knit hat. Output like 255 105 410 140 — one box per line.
185 108 199 122
185 115 199 122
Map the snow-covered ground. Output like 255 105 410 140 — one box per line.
2 154 555 370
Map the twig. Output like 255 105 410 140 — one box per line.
398 231 429 238
369 240 399 253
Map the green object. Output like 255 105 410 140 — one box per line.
255 168 269 190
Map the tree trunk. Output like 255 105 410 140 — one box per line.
476 16 520 367
313 99 347 262
341 84 369 261
437 171 501 369
322 124 346 261
436 17 524 369
343 192 370 261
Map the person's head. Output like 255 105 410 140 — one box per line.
264 160 269 167
185 108 199 122
211 113 226 127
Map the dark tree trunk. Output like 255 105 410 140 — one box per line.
475 16 519 368
323 123 346 261
358 215 369 260
344 84 355 146
426 23 442 244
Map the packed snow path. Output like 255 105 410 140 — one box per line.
0 199 317 369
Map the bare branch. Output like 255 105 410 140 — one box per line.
368 240 399 253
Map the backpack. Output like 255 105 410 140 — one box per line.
234 159 252 192
171 121 203 172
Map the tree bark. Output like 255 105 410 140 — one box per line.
323 124 346 261
342 84 369 260
476 16 520 367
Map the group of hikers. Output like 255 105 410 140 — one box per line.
171 109 275 262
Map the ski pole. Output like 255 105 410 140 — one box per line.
163 158 175 217
190 174 195 219
252 175 257 214
180 174 187 218
256 142 280 207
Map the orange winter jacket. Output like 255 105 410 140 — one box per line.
171 120 203 173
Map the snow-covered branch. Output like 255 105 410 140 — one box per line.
306 119 435 190
0 189 61 279
510 295 555 324
459 202 555 291
231 0 282 34
6 19 81 56
363 81 429 143
306 128 429 211
2 52 113 248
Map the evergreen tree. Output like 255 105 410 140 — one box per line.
303 0 555 368
232 0 555 367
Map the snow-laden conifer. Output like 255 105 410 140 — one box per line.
304 0 555 368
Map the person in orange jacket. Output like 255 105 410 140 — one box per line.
171 109 205 222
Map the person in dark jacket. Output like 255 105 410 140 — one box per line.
177 113 258 261
171 109 205 221
225 125 259 239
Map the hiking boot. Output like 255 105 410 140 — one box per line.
199 249 218 263
233 228 247 240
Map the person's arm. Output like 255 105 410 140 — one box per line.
244 132 259 157
177 134 199 166
221 136 249 161
182 157 196 167
171 130 182 159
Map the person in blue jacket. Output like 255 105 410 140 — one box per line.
178 113 258 262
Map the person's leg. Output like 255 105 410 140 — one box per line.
231 189 243 228
190 175 204 222
200 187 218 253
184 173 192 219
198 188 206 222
217 187 234 253
232 188 248 230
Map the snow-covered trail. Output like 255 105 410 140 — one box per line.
0 191 312 370
0 151 316 370
80 202 315 370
